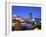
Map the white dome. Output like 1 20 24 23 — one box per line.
13 14 16 17
32 19 35 21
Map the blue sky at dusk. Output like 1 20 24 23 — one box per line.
12 6 41 18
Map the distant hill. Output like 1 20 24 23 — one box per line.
34 18 41 21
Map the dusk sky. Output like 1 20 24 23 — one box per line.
12 6 41 18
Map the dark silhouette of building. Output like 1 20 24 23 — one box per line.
29 12 32 20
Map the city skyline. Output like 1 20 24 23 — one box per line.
12 6 41 18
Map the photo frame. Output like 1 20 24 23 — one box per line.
5 2 44 35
